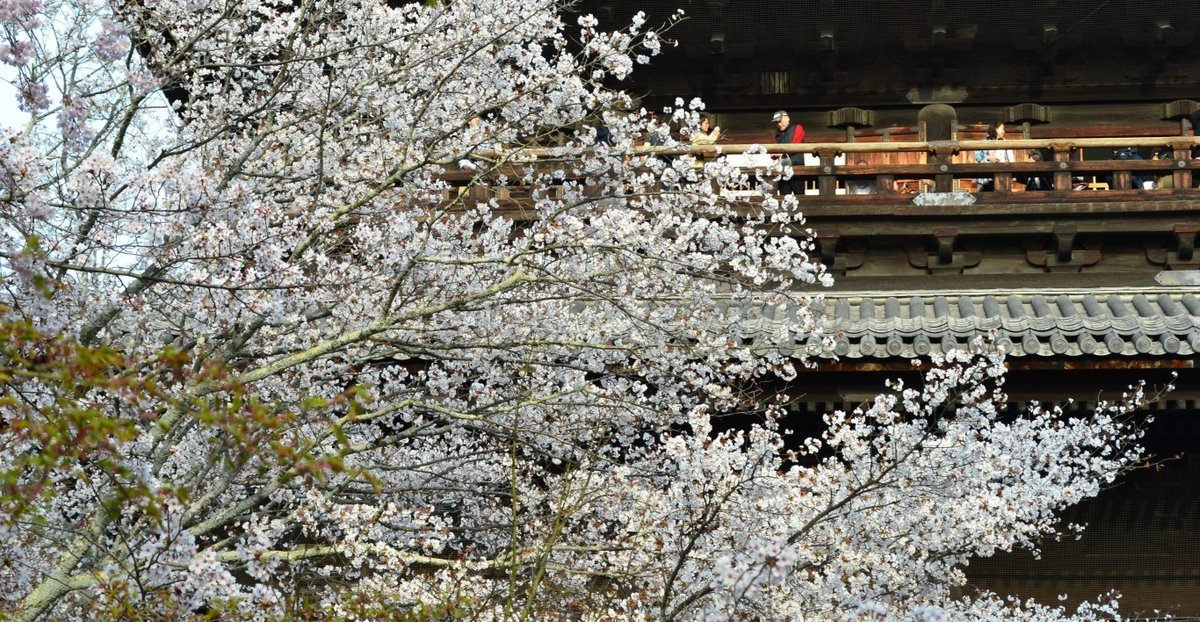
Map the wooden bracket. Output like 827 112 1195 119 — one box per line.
1146 224 1200 267
934 228 956 264
908 229 981 274
815 231 864 275
1054 224 1076 262
1176 224 1198 262
816 232 840 265
1026 225 1101 271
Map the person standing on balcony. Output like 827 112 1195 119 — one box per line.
973 122 1014 191
773 110 805 195
1019 150 1053 191
690 115 722 146
687 115 722 179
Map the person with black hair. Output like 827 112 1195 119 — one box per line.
1109 147 1151 189
690 115 722 146
1020 150 1052 191
973 122 1014 191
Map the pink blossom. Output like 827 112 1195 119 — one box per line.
0 0 39 29
0 40 33 66
92 18 129 63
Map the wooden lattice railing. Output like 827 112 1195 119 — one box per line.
445 135 1200 202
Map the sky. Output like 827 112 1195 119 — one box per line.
0 66 27 131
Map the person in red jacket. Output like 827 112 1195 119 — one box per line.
772 110 805 195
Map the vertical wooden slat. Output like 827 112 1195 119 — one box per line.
1173 142 1193 190
817 150 838 196
1052 144 1073 191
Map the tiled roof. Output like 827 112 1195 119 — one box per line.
751 292 1200 359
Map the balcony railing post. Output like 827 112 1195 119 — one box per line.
468 184 491 202
1172 140 1193 190
1051 143 1074 191
817 149 839 196
930 145 956 192
995 172 1014 193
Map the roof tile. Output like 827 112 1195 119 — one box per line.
759 291 1200 359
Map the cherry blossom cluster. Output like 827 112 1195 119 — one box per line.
0 0 40 29
0 0 1161 620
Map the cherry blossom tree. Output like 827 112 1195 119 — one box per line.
0 0 1161 620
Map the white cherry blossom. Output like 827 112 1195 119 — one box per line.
0 0 1162 620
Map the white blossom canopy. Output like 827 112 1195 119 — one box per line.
0 0 1159 620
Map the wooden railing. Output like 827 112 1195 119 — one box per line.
447 135 1200 201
